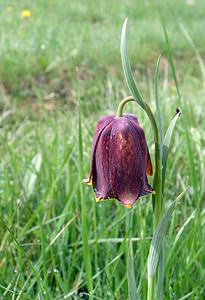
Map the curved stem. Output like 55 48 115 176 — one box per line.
116 96 135 117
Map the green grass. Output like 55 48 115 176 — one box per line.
0 0 205 299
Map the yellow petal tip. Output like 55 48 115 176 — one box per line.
82 177 92 186
124 204 133 209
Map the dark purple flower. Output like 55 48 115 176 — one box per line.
86 114 153 208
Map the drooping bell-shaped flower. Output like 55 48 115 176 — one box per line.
86 110 153 208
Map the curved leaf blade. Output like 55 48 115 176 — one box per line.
127 241 138 300
162 110 181 190
121 18 145 109
147 189 187 278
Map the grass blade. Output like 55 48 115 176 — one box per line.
180 23 205 83
147 189 187 279
162 24 181 100
173 211 195 249
78 95 93 295
156 242 164 300
162 23 197 192
23 153 42 198
127 241 138 300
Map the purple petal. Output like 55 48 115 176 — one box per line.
89 115 153 208
88 115 114 184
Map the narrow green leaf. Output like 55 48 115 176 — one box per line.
156 242 164 300
162 110 181 190
180 23 205 83
127 241 138 300
173 211 195 248
121 18 145 109
19 146 74 239
162 22 197 191
23 153 42 197
154 55 163 153
147 189 187 278
162 23 181 101
6 226 45 298
64 253 123 299
78 95 93 294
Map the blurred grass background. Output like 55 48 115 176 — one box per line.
0 0 205 299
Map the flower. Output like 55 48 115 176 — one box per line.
86 114 153 208
21 9 31 18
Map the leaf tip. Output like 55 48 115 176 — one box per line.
176 108 182 116
122 18 128 31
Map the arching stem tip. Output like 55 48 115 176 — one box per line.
116 96 135 117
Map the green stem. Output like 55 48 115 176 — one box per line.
143 102 162 229
116 96 135 117
78 98 93 297
147 277 154 300
143 102 162 300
